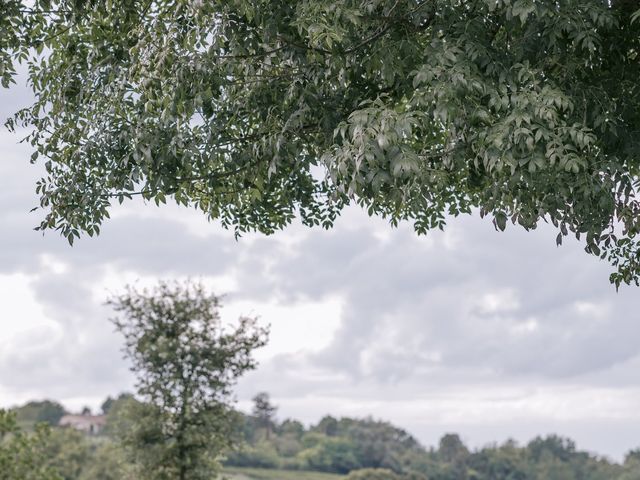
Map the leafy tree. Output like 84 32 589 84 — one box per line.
278 419 305 440
341 418 422 472
438 434 469 464
527 435 576 464
100 397 115 415
108 280 268 480
298 436 361 473
626 450 640 464
266 418 305 460
621 449 640 480
77 442 135 480
102 393 138 438
466 440 528 480
252 392 278 440
41 428 92 480
315 416 339 437
0 409 62 480
13 400 67 427
3 1 640 284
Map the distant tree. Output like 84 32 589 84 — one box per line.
434 434 471 480
14 400 67 427
467 441 528 480
108 281 268 480
102 393 138 438
527 435 576 464
298 436 360 473
626 450 640 465
279 419 305 440
252 392 278 440
342 418 422 471
316 416 339 436
42 428 91 480
80 407 91 416
100 397 115 415
101 393 136 418
530 456 576 480
0 409 61 480
621 449 640 480
438 434 469 464
77 442 135 480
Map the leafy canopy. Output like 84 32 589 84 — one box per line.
3 0 640 285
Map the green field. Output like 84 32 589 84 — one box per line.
222 467 345 480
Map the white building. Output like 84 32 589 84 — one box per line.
58 413 107 435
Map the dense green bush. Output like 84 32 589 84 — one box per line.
345 468 402 480
226 442 283 469
298 438 360 473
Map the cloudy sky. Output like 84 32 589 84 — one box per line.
2 76 640 462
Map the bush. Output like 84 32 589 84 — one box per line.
225 442 282 469
297 437 360 473
345 468 403 480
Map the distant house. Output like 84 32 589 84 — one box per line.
58 413 106 435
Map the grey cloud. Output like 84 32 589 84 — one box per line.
230 214 640 383
0 266 131 399
63 215 237 276
0 207 237 278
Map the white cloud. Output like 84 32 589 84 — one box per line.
476 288 520 315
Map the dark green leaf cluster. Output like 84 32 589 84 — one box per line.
4 0 640 284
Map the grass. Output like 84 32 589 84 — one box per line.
222 467 346 480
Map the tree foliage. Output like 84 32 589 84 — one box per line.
12 400 67 428
41 427 92 480
3 0 640 284
0 409 62 480
252 392 278 440
108 280 268 480
226 408 637 480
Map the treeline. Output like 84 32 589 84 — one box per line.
227 394 640 480
8 394 640 480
